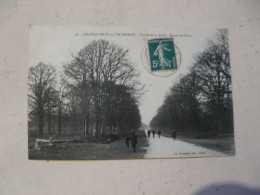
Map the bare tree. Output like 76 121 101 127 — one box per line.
193 29 231 133
28 62 57 135
150 29 233 137
64 40 144 136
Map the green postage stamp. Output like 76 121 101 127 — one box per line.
147 38 177 71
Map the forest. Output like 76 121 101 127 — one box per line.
28 30 233 140
150 30 234 138
28 40 144 137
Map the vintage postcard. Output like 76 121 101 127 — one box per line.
28 26 235 160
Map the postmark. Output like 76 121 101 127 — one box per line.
142 37 182 77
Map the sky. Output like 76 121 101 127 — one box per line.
30 26 217 125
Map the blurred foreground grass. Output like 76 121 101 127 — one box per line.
29 130 149 160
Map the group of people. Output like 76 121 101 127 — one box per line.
147 129 177 140
124 129 177 153
147 129 161 138
125 132 138 152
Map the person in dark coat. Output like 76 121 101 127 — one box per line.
125 134 130 148
147 130 151 138
131 132 138 152
158 130 161 138
152 129 155 138
172 130 177 140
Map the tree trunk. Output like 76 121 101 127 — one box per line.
86 112 90 135
82 108 86 136
48 108 51 135
103 121 107 134
39 107 44 135
73 117 77 135
95 115 99 135
113 118 116 133
110 118 113 133
58 102 61 135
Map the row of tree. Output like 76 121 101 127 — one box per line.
28 40 143 136
150 30 234 137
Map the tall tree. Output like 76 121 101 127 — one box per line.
63 40 144 135
46 87 58 135
150 29 233 137
28 62 57 135
193 29 231 133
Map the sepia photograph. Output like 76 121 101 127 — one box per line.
28 26 235 160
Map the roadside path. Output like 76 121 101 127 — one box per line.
144 135 226 158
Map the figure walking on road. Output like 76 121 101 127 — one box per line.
158 130 161 138
131 132 138 152
172 130 177 140
147 130 151 138
152 129 155 138
125 134 130 148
